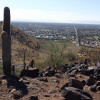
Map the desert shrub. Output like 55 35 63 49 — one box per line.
88 48 100 63
45 41 66 68
0 65 3 74
79 46 89 54
66 50 77 61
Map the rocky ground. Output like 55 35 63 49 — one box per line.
0 64 100 100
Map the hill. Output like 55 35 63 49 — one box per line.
0 22 44 65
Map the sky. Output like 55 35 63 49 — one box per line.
0 0 100 24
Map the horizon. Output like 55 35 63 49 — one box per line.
11 21 100 25
1 20 100 25
0 0 100 24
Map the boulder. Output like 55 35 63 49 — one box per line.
68 79 84 89
85 68 95 76
62 87 93 100
20 68 39 78
61 79 84 90
86 75 96 86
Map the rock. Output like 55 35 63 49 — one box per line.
69 66 77 73
56 80 60 83
12 90 23 99
62 87 93 100
44 66 51 72
20 68 39 78
61 66 67 73
82 66 96 76
96 86 100 91
90 85 97 92
10 89 16 93
88 66 96 70
81 80 86 86
60 82 68 90
96 74 100 81
94 67 100 75
55 73 61 78
48 89 57 94
68 79 84 89
38 73 43 77
2 79 7 83
69 70 77 77
85 67 95 76
86 75 96 86
53 94 57 97
44 67 55 76
61 79 84 90
0 80 2 84
7 86 14 93
29 95 38 100
44 94 50 97
0 75 6 79
48 68 55 76
96 81 100 86
22 80 30 84
38 77 48 82
78 69 86 74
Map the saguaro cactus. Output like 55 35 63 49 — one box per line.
1 7 11 75
3 7 10 33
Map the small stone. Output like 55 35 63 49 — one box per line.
22 80 30 84
44 94 50 97
38 77 48 82
12 90 23 99
96 86 100 91
2 79 7 83
48 89 57 94
0 75 6 79
29 95 38 100
96 81 100 86
7 86 14 93
0 80 2 84
10 89 16 93
55 73 61 78
90 85 97 92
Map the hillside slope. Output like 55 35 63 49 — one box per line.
0 22 44 65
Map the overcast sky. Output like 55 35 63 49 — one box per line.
0 0 100 24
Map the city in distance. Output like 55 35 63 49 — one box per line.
12 22 100 48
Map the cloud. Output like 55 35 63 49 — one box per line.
0 8 100 24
